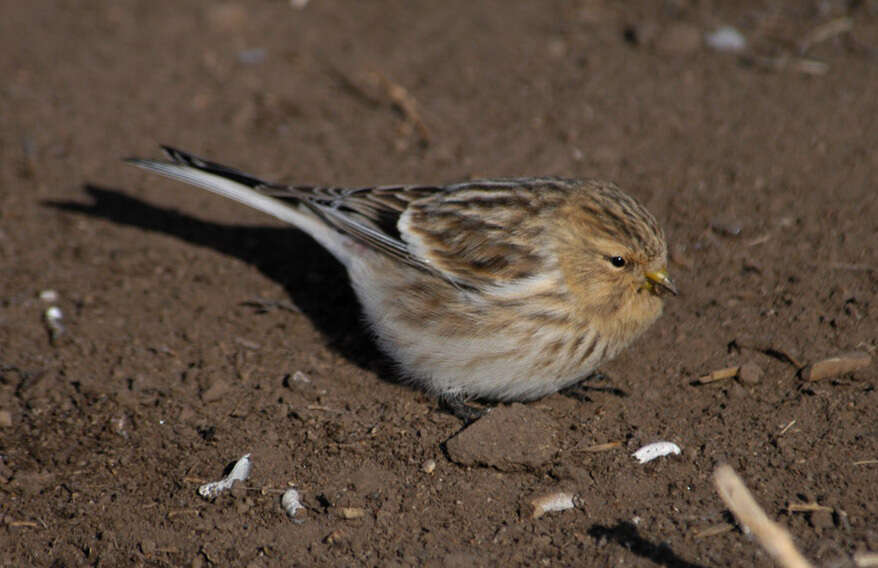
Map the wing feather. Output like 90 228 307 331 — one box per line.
130 147 574 289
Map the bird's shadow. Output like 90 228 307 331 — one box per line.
46 185 392 378
589 522 706 568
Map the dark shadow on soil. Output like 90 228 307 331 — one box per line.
46 185 392 377
589 522 705 568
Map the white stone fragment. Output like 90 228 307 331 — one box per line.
198 454 252 499
44 306 66 340
39 289 59 302
632 441 681 464
281 488 304 518
291 371 311 383
530 492 576 519
45 306 63 322
705 26 747 53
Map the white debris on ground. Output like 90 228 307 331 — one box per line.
529 492 576 519
44 306 65 341
632 442 682 464
281 488 304 519
198 454 252 499
39 289 59 302
291 371 311 384
705 26 747 53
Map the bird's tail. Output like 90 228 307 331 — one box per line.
126 146 353 265
125 146 314 226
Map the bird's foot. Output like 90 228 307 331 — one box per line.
560 371 626 401
439 395 487 424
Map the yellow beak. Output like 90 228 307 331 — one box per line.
645 268 678 296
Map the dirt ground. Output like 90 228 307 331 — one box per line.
2 1 877 566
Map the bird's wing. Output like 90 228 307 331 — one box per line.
126 146 443 271
128 148 568 288
396 179 569 288
267 178 569 288
263 182 443 271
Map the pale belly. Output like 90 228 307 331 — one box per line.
347 257 619 401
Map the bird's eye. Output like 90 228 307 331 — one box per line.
609 256 626 268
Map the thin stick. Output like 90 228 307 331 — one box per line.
778 420 797 436
787 503 832 513
799 17 853 54
714 465 813 568
693 523 734 539
581 441 623 453
697 366 739 384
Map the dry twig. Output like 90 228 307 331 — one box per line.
787 502 832 513
778 420 796 436
799 17 853 54
693 523 734 539
714 465 813 568
697 366 739 384
580 441 623 453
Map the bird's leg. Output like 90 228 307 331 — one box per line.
439 394 486 424
561 371 613 402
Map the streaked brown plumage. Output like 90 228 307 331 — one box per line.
128 147 676 414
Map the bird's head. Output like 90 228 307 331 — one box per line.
554 181 676 335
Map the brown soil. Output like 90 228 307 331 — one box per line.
2 1 876 566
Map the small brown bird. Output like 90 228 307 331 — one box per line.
128 147 676 418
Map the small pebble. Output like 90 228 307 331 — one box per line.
108 416 127 436
711 218 743 237
529 492 576 519
421 459 436 474
737 363 764 385
444 404 558 471
0 410 12 428
705 26 747 53
810 510 834 531
728 381 748 399
338 507 365 520
547 38 568 58
140 539 156 555
802 351 871 381
201 379 231 403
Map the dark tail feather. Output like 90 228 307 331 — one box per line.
125 146 270 189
